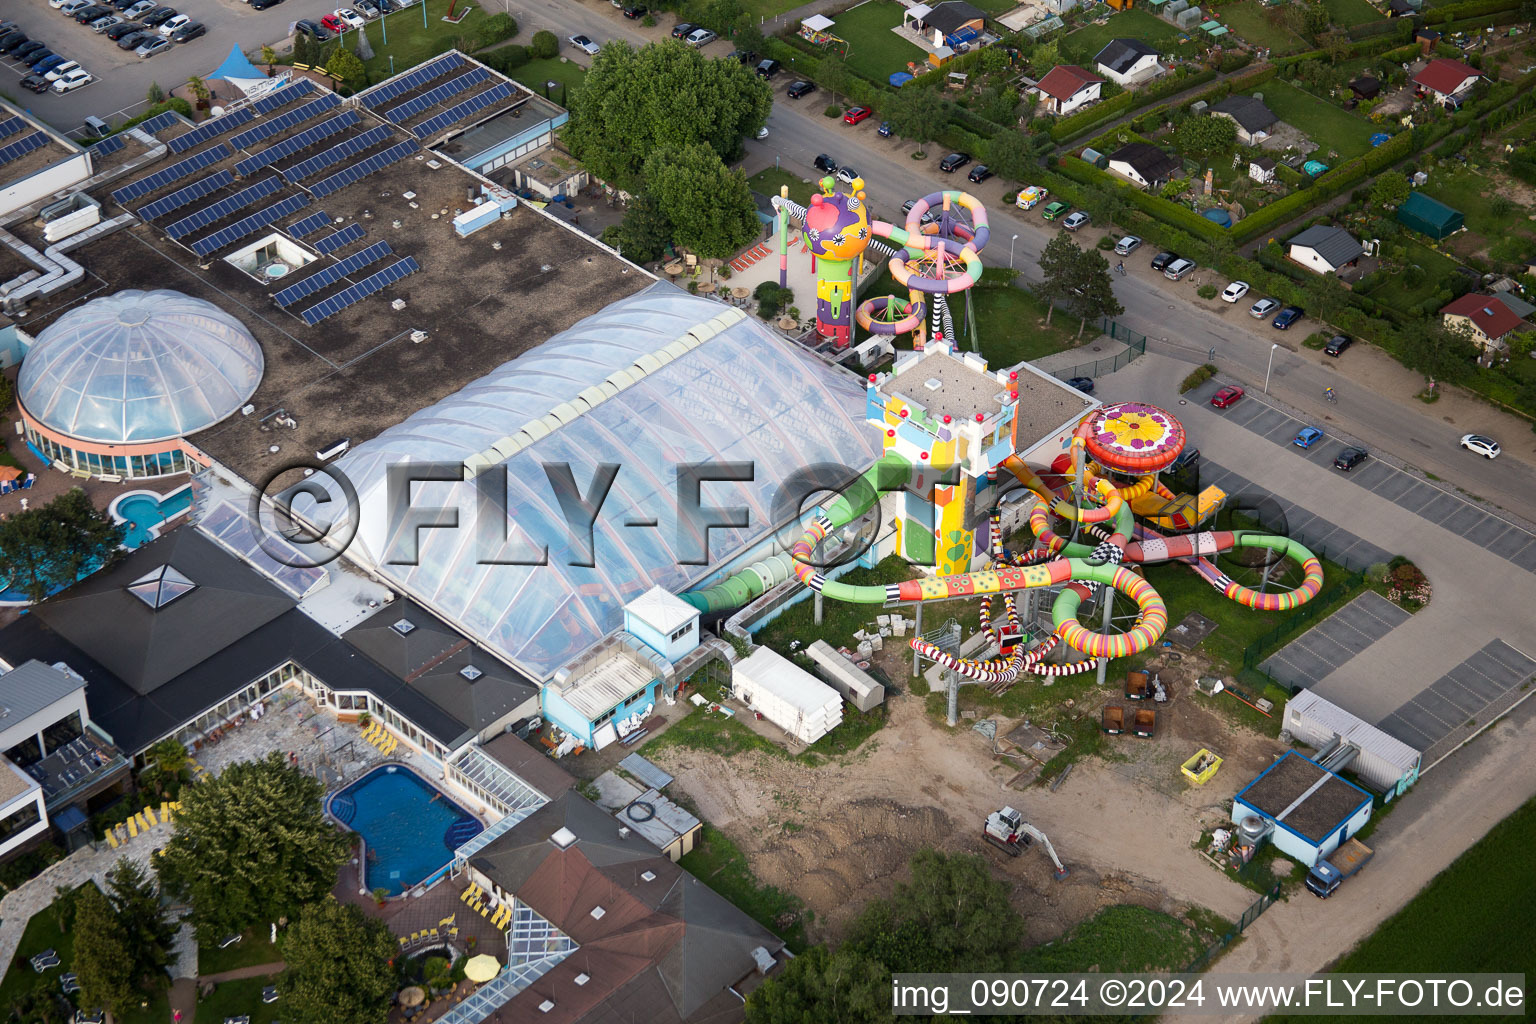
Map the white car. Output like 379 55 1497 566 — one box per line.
755 126 768 139
334 7 366 27
45 60 82 82
1460 434 1500 459
569 34 599 56
1221 280 1250 303
835 166 859 186
158 14 191 35
51 68 94 92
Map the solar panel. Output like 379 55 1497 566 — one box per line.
411 83 514 139
271 240 393 307
167 109 255 154
0 133 49 168
191 194 310 257
230 94 343 151
138 170 234 221
313 223 366 254
89 134 127 158
309 140 420 198
280 125 393 183
287 211 330 238
135 111 182 137
382 69 489 123
252 80 315 115
112 144 231 205
164 176 285 240
233 112 358 177
358 53 466 108
299 256 419 325
0 117 24 140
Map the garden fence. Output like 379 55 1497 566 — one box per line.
1240 570 1366 675
1046 321 1147 382
1128 884 1285 1018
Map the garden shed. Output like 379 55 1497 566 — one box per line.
730 647 844 745
1396 190 1464 240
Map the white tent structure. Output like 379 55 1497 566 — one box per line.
731 648 844 745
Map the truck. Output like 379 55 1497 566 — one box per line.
1306 838 1373 898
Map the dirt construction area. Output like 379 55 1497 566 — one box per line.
647 669 1287 945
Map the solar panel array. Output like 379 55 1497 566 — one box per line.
359 53 466 108
271 240 393 307
287 211 330 238
191 194 310 257
165 176 284 240
89 134 127 158
233 112 357 177
167 108 255 154
113 144 230 204
281 125 393 183
309 139 419 198
138 170 234 221
0 117 24 140
135 111 182 137
251 79 315 115
229 94 343 151
412 84 514 139
382 69 488 123
313 223 366 254
298 256 419 325
0 133 50 168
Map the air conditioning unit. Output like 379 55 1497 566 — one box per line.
392 298 407 311
410 330 428 343
617 827 630 839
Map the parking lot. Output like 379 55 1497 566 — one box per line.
1260 591 1412 690
1378 639 1536 754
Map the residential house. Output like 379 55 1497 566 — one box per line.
1249 156 1277 183
1036 65 1104 115
1440 294 1526 352
1094 38 1163 87
913 1 987 48
1106 142 1182 190
1288 225 1365 275
1209 95 1279 144
1412 58 1480 107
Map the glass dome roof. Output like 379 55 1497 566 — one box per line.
330 282 882 680
19 289 264 444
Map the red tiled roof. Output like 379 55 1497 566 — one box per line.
1441 294 1523 340
1036 65 1104 101
1412 58 1479 96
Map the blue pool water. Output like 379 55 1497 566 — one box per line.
329 766 483 896
114 489 194 548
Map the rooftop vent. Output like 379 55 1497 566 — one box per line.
460 665 483 681
392 619 416 636
411 330 429 344
574 973 590 987
590 905 606 920
550 826 578 849
617 826 630 839
923 377 943 391
641 870 656 882
751 946 777 974
539 1000 555 1013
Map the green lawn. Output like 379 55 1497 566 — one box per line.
1064 10 1186 65
1220 1 1309 54
831 2 926 84
1259 80 1376 161
1321 0 1385 27
1360 239 1462 311
0 883 94 1007
679 825 809 952
1418 165 1536 241
194 974 282 1024
197 928 284 975
512 57 588 103
1018 906 1214 973
357 0 486 80
742 0 813 17
748 166 817 208
1270 796 1536 1023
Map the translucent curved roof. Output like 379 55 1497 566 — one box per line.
332 283 881 679
19 289 264 444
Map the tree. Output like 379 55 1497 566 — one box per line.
875 850 1022 969
74 886 137 1020
326 47 367 91
984 130 1035 183
6 977 69 1024
816 56 854 105
260 45 278 69
0 489 126 602
614 191 674 264
157 753 348 941
887 86 951 157
529 30 559 59
186 75 211 107
292 32 314 66
146 81 165 105
1038 230 1084 325
641 144 760 259
1160 176 1189 201
1369 171 1410 209
1173 116 1236 161
1068 246 1123 338
106 859 177 992
744 945 889 1024
280 900 399 1024
565 41 772 190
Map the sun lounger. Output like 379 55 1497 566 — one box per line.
429 928 439 941
438 914 455 929
126 816 138 838
447 925 458 938
399 936 408 950
160 801 171 820
103 830 119 849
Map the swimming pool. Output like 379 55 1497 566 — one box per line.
108 486 194 548
329 765 483 897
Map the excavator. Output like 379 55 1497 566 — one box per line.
984 807 1069 879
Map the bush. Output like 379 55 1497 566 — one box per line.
529 30 558 59
123 98 193 129
1096 236 1114 250
482 44 529 72
1197 284 1218 300
475 12 517 48
824 104 842 118
755 281 793 318
1303 331 1329 350
1179 364 1217 393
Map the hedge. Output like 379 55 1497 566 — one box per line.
1051 157 1229 242
1051 69 1222 144
1422 0 1520 24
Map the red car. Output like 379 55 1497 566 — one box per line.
320 13 344 32
843 105 872 125
1210 385 1245 409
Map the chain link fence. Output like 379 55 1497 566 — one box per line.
1241 570 1366 678
1046 321 1148 382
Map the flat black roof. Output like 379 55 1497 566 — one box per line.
1236 751 1371 844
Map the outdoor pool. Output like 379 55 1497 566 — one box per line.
329 765 483 897
108 486 194 548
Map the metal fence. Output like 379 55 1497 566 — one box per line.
1182 884 1285 975
1240 570 1366 676
1047 321 1147 382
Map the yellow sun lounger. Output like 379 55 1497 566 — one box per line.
398 936 408 950
439 914 455 929
448 925 459 938
126 816 138 838
160 801 171 821
362 721 378 742
103 830 119 849
143 808 157 827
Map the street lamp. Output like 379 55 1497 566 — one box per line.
1264 343 1279 394
1010 234 1019 269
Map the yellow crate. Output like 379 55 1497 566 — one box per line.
1182 748 1222 785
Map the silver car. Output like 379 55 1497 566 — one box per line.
1163 258 1196 280
1249 297 1280 319
136 35 171 56
686 27 717 46
1114 235 1141 255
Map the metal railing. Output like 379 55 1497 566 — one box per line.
1047 321 1147 382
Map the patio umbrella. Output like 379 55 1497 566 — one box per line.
731 286 751 300
464 955 500 983
399 987 426 1008
0 466 21 483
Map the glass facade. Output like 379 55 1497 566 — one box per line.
0 802 41 844
27 426 191 479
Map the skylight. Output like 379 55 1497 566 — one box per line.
127 565 197 609
460 664 483 681
391 618 416 636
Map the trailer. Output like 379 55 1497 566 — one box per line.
1306 838 1373 898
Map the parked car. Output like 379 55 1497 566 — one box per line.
51 67 93 91
135 34 171 56
1150 250 1178 272
251 0 284 9
967 164 993 183
73 6 113 24
726 48 754 63
90 14 124 31
813 153 837 173
1221 280 1250 302
117 28 152 47
355 0 380 13
569 34 599 55
13 41 49 60
20 73 51 93
169 19 204 41
1460 434 1500 459
57 0 93 15
1015 185 1048 210
1041 200 1070 220
901 198 936 226
334 7 366 27
1293 426 1323 449
157 13 190 35
1062 211 1091 231
670 21 695 38
319 14 344 32
1066 376 1095 393
0 32 30 55
1114 235 1141 256
1333 447 1368 471
938 152 971 172
46 59 83 79
1168 447 1200 474
293 18 331 40
878 120 893 137
124 0 155 16
51 0 84 8
106 20 142 38
1210 385 1245 409
1164 258 1197 280
755 58 779 78
755 125 768 139
1272 306 1304 329
835 166 859 186
685 27 716 46
33 54 70 73
1249 297 1280 319
843 105 872 125
1323 334 1352 357
140 6 177 27
623 5 648 18
787 80 815 98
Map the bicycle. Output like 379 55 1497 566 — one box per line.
1324 387 1337 403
